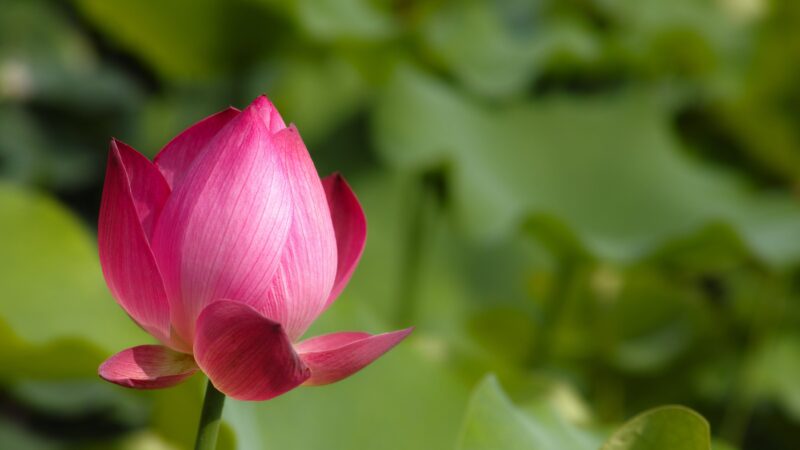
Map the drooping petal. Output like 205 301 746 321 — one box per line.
151 97 292 343
98 140 172 345
154 108 240 189
322 173 367 308
99 345 198 389
296 328 413 386
193 300 310 401
253 126 337 341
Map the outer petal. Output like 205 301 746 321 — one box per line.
154 107 240 190
254 126 338 341
322 173 367 308
151 97 292 343
99 345 198 389
193 300 310 401
98 140 172 345
258 96 287 133
296 328 413 386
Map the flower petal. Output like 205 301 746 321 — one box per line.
99 345 198 389
257 96 287 133
193 300 310 401
296 328 413 386
322 173 367 308
154 108 240 190
151 96 292 344
98 140 172 345
110 139 171 238
255 126 337 341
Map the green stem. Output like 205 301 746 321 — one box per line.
720 275 785 446
527 259 577 366
395 173 438 327
194 380 226 450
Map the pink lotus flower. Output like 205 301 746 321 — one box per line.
97 96 412 401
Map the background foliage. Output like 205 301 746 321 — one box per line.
1 0 800 448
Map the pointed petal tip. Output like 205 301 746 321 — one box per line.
108 138 124 158
244 94 286 133
297 327 413 386
153 107 241 189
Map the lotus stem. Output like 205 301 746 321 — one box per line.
194 380 226 450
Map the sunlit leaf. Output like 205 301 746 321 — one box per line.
458 375 602 450
601 405 711 450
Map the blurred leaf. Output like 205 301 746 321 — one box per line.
73 0 224 80
600 405 711 450
718 0 800 183
0 183 147 378
0 107 45 185
0 1 141 191
1 0 142 108
594 0 744 81
422 0 599 99
294 0 397 41
9 380 147 425
0 107 102 190
603 268 700 373
0 420 61 450
746 333 800 421
458 375 602 450
374 66 800 265
250 0 397 41
73 0 279 81
99 431 180 450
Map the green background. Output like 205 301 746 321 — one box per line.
1 0 799 448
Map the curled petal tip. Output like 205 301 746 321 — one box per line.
99 345 198 390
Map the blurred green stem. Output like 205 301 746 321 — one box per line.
527 259 577 366
194 380 226 450
395 172 441 327
720 275 785 446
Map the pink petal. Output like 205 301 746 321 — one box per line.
254 126 337 341
98 140 172 345
256 96 288 133
322 173 367 308
296 328 413 386
99 345 198 389
193 300 310 401
151 96 293 344
154 108 240 190
110 139 171 238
